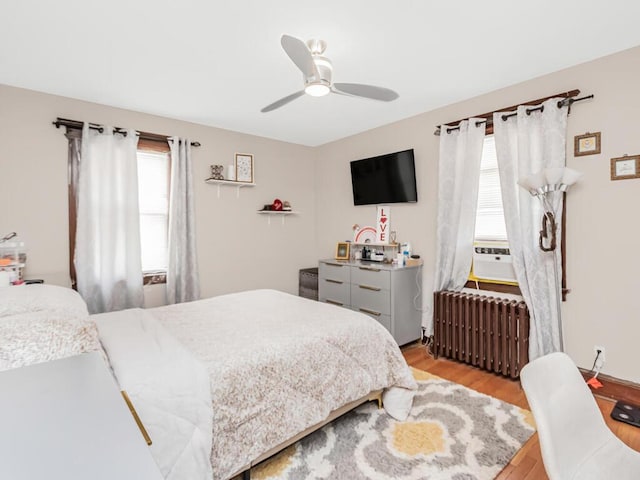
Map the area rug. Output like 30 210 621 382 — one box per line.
251 368 536 480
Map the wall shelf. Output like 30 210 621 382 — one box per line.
257 210 299 226
205 178 255 198
351 242 399 248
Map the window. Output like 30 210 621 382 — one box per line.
475 136 507 242
66 131 171 288
470 135 568 298
137 148 170 274
469 135 521 295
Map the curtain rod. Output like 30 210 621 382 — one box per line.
52 117 201 147
498 94 594 122
434 90 593 136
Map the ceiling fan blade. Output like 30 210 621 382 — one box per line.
333 83 399 102
261 90 305 113
281 34 318 78
330 87 351 97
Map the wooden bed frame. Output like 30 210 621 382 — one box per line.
233 389 383 480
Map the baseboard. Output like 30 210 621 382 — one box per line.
579 368 640 405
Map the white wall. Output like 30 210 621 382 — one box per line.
0 85 318 305
315 46 640 383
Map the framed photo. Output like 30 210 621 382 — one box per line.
234 153 254 183
610 155 640 181
335 242 350 260
574 132 601 156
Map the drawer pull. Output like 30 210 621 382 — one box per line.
359 308 381 317
326 263 344 267
325 279 343 284
359 284 381 292
326 299 344 306
359 266 381 272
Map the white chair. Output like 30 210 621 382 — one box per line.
520 352 640 480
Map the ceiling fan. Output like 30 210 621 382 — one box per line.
261 35 399 113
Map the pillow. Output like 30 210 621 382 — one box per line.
0 311 103 372
0 284 89 319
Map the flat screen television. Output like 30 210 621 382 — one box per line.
350 149 417 206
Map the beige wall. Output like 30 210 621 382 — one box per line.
0 85 318 305
2 46 639 382
315 46 640 383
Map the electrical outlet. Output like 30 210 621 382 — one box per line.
594 345 606 368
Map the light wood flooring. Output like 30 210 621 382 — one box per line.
402 343 640 479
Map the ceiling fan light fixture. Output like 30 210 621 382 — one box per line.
305 83 330 97
261 34 399 112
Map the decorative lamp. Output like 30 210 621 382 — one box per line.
543 167 565 188
518 167 583 251
517 171 547 195
561 167 584 190
517 166 583 352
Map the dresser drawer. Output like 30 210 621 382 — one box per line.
319 261 351 283
350 284 390 315
319 277 350 307
352 307 391 333
351 265 391 290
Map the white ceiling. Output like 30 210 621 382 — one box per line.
2 1 640 146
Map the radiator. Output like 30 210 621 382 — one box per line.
433 290 530 378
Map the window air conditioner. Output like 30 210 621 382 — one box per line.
471 242 518 284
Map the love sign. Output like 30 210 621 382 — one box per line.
376 205 391 244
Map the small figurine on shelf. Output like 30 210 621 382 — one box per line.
208 165 225 180
272 198 283 211
282 200 292 211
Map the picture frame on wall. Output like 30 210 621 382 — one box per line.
234 153 254 183
574 132 601 156
610 155 640 181
335 242 350 260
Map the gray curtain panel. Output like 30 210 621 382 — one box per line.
167 138 200 304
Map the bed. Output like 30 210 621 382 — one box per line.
0 286 417 480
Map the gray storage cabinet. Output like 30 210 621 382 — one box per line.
318 259 422 346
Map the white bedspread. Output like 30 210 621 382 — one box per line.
94 309 213 480
97 289 416 480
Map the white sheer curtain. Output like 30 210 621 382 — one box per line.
425 119 486 334
493 98 568 360
75 125 143 314
167 138 200 304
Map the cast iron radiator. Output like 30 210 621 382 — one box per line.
433 290 530 378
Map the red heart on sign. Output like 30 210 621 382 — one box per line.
380 217 387 224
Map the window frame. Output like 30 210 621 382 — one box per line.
137 139 171 285
474 135 508 243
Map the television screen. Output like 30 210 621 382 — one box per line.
350 149 417 206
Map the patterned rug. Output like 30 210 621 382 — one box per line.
251 368 535 480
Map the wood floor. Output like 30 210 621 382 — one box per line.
402 343 640 479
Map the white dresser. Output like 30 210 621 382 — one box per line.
318 259 422 345
0 352 163 480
